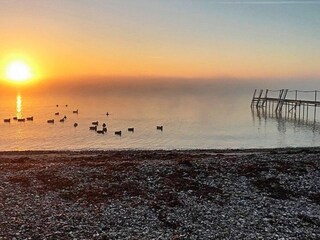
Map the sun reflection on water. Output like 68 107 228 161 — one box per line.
16 94 22 118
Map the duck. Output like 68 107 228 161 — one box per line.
106 112 110 116
73 109 79 114
74 123 78 127
115 131 122 136
102 123 106 128
26 116 33 121
3 118 10 123
64 115 67 119
97 130 104 134
89 126 97 131
13 117 17 120
18 118 25 122
92 121 98 125
47 119 54 124
103 127 107 132
156 126 163 131
128 128 134 132
60 118 65 123
55 112 59 116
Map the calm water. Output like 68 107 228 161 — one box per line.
1 86 320 151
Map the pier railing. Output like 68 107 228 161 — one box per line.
251 89 320 122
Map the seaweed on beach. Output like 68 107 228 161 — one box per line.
8 175 32 188
238 163 270 177
35 172 74 192
154 190 183 208
253 177 293 200
161 168 223 200
60 181 147 204
0 150 319 239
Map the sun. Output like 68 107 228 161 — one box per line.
5 61 32 82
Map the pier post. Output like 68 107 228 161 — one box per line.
251 89 257 108
268 99 271 114
275 89 284 113
314 91 317 122
299 100 301 121
256 89 263 108
262 89 269 108
278 89 288 113
295 90 298 118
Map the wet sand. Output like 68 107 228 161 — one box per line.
0 148 319 239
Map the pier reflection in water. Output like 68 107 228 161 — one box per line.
252 108 320 135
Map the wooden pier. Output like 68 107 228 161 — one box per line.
251 89 320 122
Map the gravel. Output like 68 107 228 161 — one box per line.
0 149 319 239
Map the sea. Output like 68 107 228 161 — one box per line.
1 81 320 151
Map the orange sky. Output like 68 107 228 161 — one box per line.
1 1 319 85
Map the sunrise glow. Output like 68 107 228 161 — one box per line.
5 61 32 83
0 1 319 84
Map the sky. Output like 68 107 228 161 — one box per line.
0 0 320 85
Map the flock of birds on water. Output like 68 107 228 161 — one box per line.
3 104 164 136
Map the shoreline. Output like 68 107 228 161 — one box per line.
0 147 319 238
1 145 320 155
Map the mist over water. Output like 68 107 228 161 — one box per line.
1 79 320 151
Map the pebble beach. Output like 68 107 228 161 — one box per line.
0 148 319 239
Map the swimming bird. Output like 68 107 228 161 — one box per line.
73 109 79 114
128 128 134 132
26 116 33 121
92 121 98 125
74 123 78 127
97 130 104 134
13 117 17 120
102 123 106 127
3 118 10 123
156 126 163 131
47 119 54 123
60 118 65 123
55 112 59 116
103 127 107 132
56 104 59 107
18 118 25 122
65 104 68 107
106 112 110 116
64 115 67 119
89 126 97 131
115 131 122 136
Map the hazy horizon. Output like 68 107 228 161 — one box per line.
1 75 320 97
